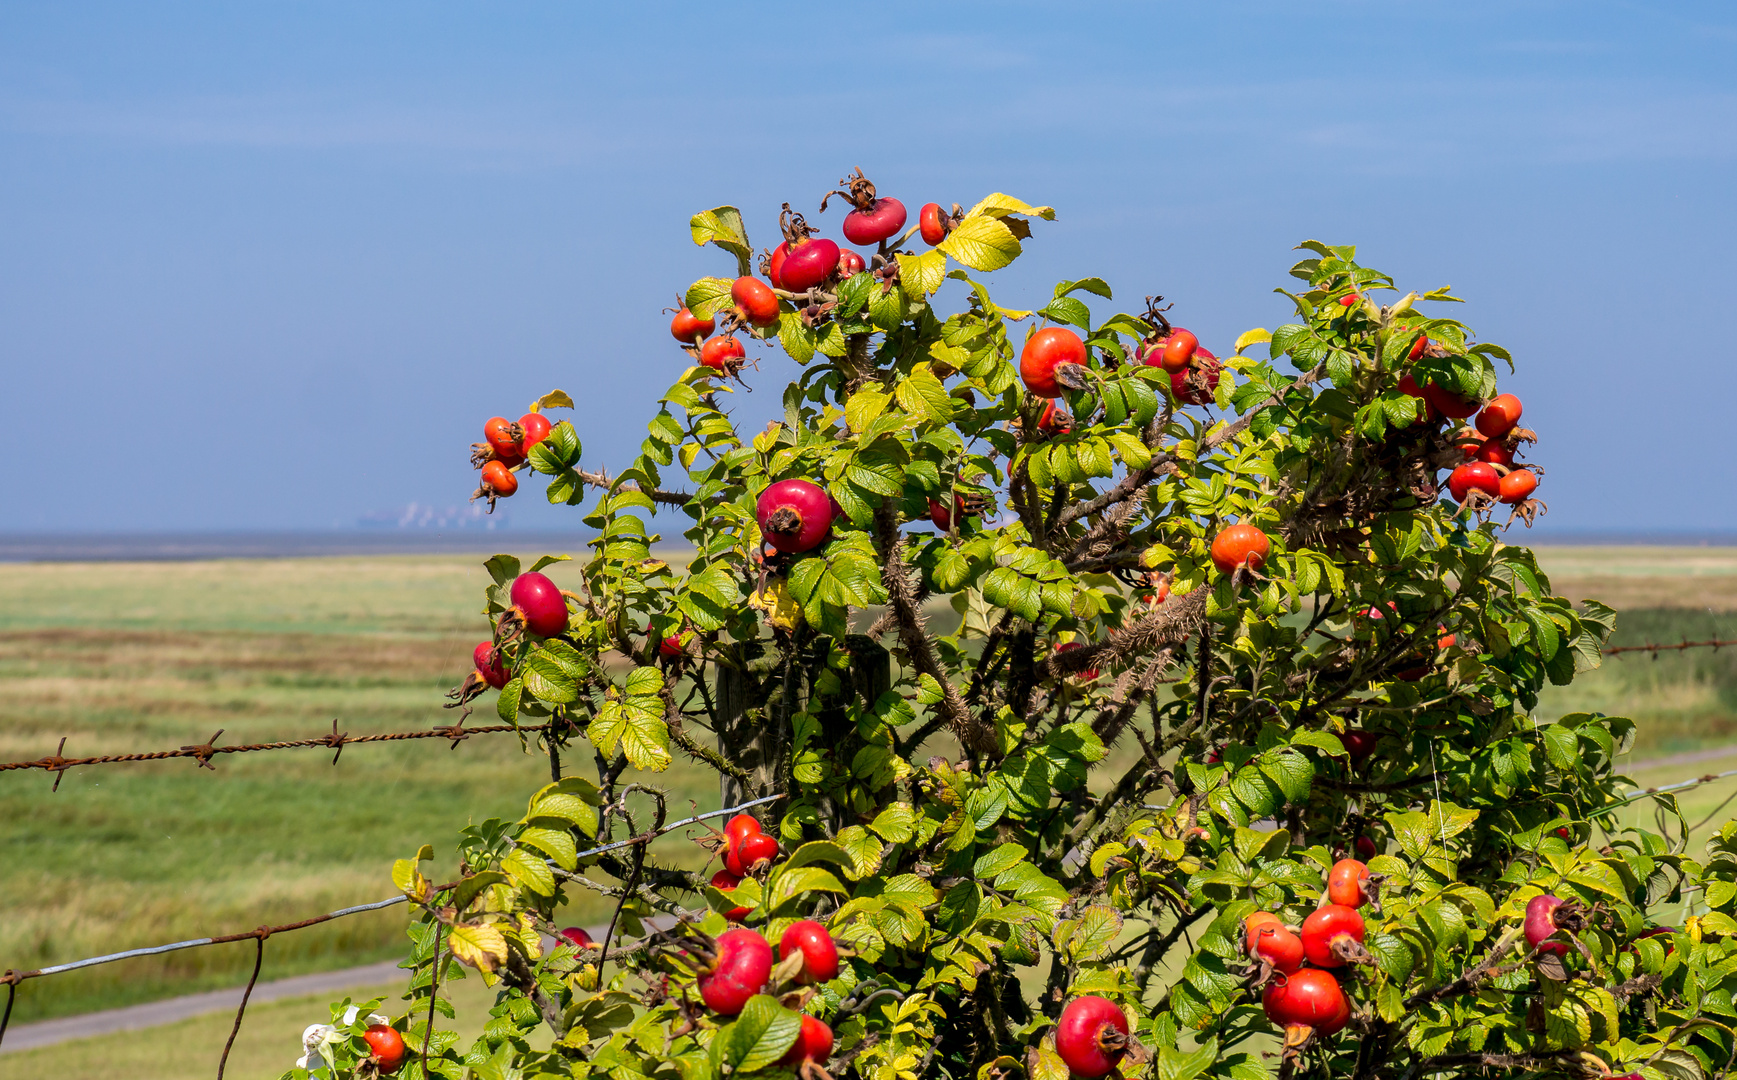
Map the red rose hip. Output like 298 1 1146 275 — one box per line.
779 239 841 292
670 306 715 344
841 196 907 246
778 919 840 983
918 202 950 245
731 277 781 327
558 926 596 950
1447 462 1501 503
473 642 509 689
1301 904 1366 967
1476 393 1522 439
364 1025 408 1073
479 460 518 498
1019 327 1088 398
517 412 552 455
780 1014 834 1068
697 928 773 1015
1263 968 1348 1038
756 479 835 554
1211 523 1270 575
1054 995 1130 1079
510 572 569 637
699 335 746 375
1499 468 1538 504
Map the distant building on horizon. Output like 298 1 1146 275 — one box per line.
357 503 508 530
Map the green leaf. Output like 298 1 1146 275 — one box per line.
764 865 848 911
501 847 556 896
689 206 753 276
589 693 672 772
712 996 801 1073
496 677 522 723
684 276 737 320
1158 1038 1218 1080
1061 905 1122 961
484 554 521 587
516 826 577 870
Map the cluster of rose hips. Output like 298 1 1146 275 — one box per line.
1018 293 1222 419
659 814 839 1074
669 170 964 381
1243 856 1377 1050
1393 333 1542 517
469 412 555 511
450 570 571 703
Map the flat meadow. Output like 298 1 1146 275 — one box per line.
3 544 1737 1078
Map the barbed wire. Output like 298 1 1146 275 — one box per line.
0 792 784 1059
0 717 563 789
1603 638 1737 657
0 638 1728 787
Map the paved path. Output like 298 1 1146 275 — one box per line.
0 960 404 1054
0 914 672 1055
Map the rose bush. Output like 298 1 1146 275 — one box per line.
288 174 1737 1080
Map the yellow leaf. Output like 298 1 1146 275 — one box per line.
845 389 891 434
447 922 509 973
1233 328 1272 354
896 250 947 296
963 192 1056 222
938 215 1021 273
391 858 431 902
750 579 805 632
528 388 576 414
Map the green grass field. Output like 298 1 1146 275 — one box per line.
0 552 719 1030
4 544 1737 1075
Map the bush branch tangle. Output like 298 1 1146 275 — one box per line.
289 176 1737 1080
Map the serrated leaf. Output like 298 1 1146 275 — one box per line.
684 276 736 320
447 922 509 973
689 206 753 275
938 214 1022 272
516 826 577 870
898 250 948 296
502 847 556 896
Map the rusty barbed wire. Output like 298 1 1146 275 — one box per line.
0 792 785 1054
1602 637 1737 657
0 635 1730 786
0 717 562 789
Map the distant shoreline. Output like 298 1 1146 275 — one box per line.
1 529 1735 563
0 530 599 563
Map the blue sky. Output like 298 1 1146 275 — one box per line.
2 1 1734 532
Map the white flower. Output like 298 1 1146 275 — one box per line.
295 1023 337 1073
294 1009 392 1073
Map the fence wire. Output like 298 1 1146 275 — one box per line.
0 718 559 789
0 792 785 1058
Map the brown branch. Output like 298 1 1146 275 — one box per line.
874 504 995 754
659 682 751 782
575 466 692 506
1046 588 1206 681
1404 926 1524 1009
